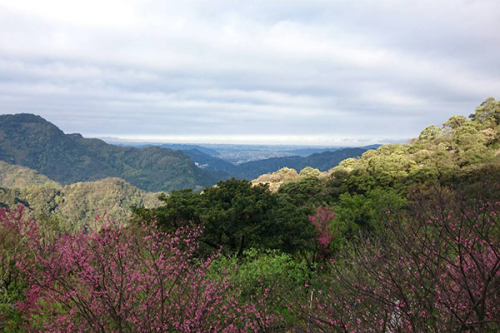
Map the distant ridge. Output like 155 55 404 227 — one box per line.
230 148 368 180
160 144 221 157
287 145 380 157
0 114 220 192
184 147 368 180
183 149 237 172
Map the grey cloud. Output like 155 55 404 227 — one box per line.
0 0 499 145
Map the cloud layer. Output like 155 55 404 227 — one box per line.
0 0 499 145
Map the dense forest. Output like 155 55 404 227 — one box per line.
0 98 499 331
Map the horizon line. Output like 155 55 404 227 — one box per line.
93 134 409 147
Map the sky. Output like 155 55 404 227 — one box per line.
0 0 499 146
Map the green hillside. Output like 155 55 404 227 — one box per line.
0 114 219 192
0 161 60 189
0 173 162 230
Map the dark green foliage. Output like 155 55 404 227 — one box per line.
132 190 202 232
202 180 283 255
277 177 325 208
321 169 350 200
133 179 317 256
332 188 407 243
0 114 220 192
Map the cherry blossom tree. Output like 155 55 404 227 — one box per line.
296 187 500 332
13 213 278 332
308 207 335 264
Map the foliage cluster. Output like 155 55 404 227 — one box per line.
329 98 500 191
132 179 317 257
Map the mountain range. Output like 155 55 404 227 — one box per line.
0 114 370 191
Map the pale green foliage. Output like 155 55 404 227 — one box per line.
368 153 417 179
470 97 500 128
0 161 61 189
453 121 481 145
338 158 358 170
325 98 500 184
251 167 300 192
0 176 163 231
209 249 309 299
443 115 467 132
299 166 321 178
419 125 442 141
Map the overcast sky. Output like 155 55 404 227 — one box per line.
0 0 499 145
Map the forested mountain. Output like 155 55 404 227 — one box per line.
231 148 367 180
0 114 220 191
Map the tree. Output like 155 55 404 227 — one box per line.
132 189 201 232
200 179 282 255
133 179 316 256
308 207 335 263
470 97 500 128
419 125 442 141
299 167 321 178
277 177 324 208
443 115 467 131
